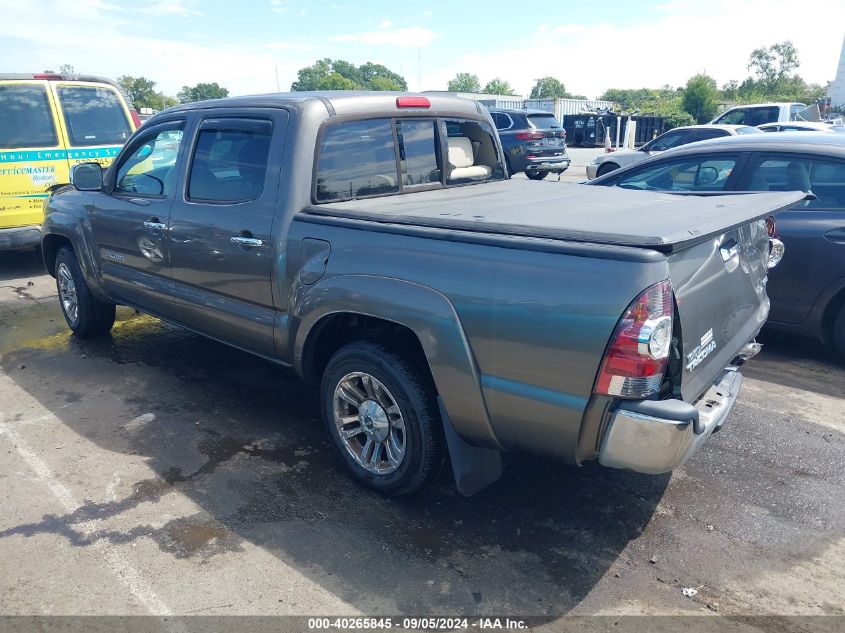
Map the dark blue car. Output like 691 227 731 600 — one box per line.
489 108 570 180
588 132 845 357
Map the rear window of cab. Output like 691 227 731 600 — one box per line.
314 117 504 202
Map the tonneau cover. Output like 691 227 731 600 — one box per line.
304 180 804 252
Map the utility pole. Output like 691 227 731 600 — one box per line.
275 65 280 92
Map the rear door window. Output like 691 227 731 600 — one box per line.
0 84 58 148
527 114 562 129
315 119 399 202
187 119 273 203
55 85 132 147
744 154 845 208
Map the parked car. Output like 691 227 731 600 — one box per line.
758 121 845 133
488 108 570 180
42 92 796 496
588 132 845 357
711 102 807 126
586 124 760 179
0 73 139 251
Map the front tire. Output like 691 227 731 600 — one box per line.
55 246 115 337
320 341 443 496
526 170 548 180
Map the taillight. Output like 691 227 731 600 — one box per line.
516 132 544 140
765 215 776 237
595 280 674 399
130 109 142 128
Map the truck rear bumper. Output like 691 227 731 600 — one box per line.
598 369 743 474
0 225 41 251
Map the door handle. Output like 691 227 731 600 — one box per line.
144 220 167 232
824 228 845 244
231 236 263 248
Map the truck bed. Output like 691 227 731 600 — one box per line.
304 180 803 252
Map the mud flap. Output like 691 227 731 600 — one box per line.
438 397 502 496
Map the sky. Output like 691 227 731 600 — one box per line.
1 0 844 100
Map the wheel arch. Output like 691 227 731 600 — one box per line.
292 275 501 449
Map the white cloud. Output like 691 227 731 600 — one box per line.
145 0 201 16
434 0 845 98
266 41 317 50
332 26 437 48
380 19 392 29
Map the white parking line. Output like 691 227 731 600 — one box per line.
0 419 173 618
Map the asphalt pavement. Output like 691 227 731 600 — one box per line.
0 174 842 629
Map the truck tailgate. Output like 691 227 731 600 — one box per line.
668 215 774 402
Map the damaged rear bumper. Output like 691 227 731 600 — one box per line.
598 369 744 474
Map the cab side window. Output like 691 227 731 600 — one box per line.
115 123 185 196
187 119 273 203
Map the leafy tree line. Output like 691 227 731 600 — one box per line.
290 59 407 91
116 76 229 110
598 41 825 128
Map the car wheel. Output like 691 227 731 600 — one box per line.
833 303 845 359
526 170 548 180
55 246 116 337
321 341 443 496
596 162 620 177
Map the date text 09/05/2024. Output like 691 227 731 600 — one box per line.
307 617 529 629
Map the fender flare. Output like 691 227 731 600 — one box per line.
41 212 109 302
291 274 502 450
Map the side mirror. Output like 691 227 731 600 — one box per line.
71 162 103 192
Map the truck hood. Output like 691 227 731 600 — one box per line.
308 180 804 253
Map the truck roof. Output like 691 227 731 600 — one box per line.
161 91 487 118
305 180 803 252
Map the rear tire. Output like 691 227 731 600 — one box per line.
320 341 443 496
526 170 548 180
55 246 115 337
596 162 619 177
833 303 845 359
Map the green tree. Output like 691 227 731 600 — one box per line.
117 75 178 111
682 74 719 123
59 64 75 75
482 78 515 96
748 41 799 95
447 72 481 92
290 59 407 91
177 82 229 103
118 75 157 107
529 76 567 99
359 62 407 90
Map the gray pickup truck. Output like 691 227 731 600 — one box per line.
41 92 800 496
